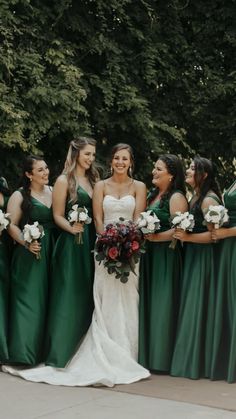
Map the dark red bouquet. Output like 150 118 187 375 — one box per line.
95 218 146 283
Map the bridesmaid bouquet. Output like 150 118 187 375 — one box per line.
68 205 92 244
136 210 161 234
0 209 10 242
170 211 195 249
203 205 229 230
22 221 45 259
95 217 146 283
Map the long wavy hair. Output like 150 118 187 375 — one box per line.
148 154 186 206
108 143 135 176
63 137 99 203
19 155 45 227
191 155 222 211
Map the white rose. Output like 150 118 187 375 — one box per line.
137 219 147 228
69 210 78 223
30 225 41 239
72 204 78 211
23 229 32 243
181 219 191 230
79 212 87 222
211 215 220 224
147 222 155 232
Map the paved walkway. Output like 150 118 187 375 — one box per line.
1 372 236 419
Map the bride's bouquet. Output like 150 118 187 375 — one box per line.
169 211 195 249
0 209 10 242
22 221 45 259
203 205 229 230
95 217 146 283
68 205 92 244
136 210 161 234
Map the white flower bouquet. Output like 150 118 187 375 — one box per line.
0 209 10 234
136 210 161 234
170 211 195 249
203 205 229 229
68 205 92 244
0 209 10 243
22 221 45 259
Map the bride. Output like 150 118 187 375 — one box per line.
3 143 150 386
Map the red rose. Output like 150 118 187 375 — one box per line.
108 247 119 259
131 241 140 251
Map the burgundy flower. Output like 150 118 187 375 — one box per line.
131 241 140 251
108 247 119 259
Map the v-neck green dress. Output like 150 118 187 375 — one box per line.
0 195 11 362
171 195 221 379
139 192 184 372
210 182 236 382
44 186 96 368
8 195 58 365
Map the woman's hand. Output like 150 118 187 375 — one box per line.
71 222 84 235
211 227 228 241
144 233 157 242
173 228 189 242
27 240 41 256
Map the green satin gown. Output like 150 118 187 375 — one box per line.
210 182 236 382
171 195 221 379
0 195 11 362
139 193 183 372
8 195 58 365
44 186 95 368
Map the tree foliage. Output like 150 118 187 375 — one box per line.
0 0 235 188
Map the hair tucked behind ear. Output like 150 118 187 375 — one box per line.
148 154 186 207
63 137 99 203
19 155 44 227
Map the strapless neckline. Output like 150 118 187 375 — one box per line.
104 194 135 201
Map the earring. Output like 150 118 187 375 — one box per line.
110 167 114 175
128 167 132 177
169 177 172 182
30 177 33 182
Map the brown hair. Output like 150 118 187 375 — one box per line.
63 137 99 202
109 143 135 175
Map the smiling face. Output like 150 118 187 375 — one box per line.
152 159 172 190
26 160 49 186
111 148 131 175
77 144 96 171
185 161 196 188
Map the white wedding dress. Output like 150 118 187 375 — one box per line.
3 195 150 386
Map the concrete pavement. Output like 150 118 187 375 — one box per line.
1 372 236 419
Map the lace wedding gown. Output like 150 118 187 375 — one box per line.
3 195 150 386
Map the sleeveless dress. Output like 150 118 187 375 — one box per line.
3 195 150 386
139 193 183 371
43 186 96 367
171 195 221 379
7 196 58 365
0 195 11 362
210 182 236 382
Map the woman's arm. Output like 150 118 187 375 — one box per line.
133 181 146 221
92 181 105 234
146 192 188 242
7 191 41 255
52 175 83 234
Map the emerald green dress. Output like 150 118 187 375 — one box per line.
0 195 11 362
44 186 95 368
139 193 184 372
8 195 57 365
210 182 236 382
171 195 221 379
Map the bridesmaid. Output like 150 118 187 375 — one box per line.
139 154 188 372
0 177 11 362
44 137 99 368
171 156 222 379
210 179 236 382
7 156 57 365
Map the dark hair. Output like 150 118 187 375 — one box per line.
148 154 186 206
63 137 99 202
192 155 222 210
109 143 135 175
0 177 10 196
20 155 45 226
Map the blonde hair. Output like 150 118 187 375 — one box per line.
63 137 99 202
